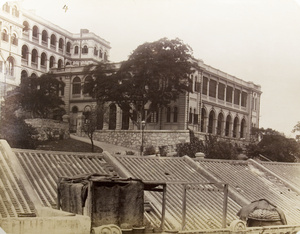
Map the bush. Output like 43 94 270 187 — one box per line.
144 145 156 156
126 150 135 155
176 130 205 157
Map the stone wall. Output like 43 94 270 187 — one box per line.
92 130 190 151
25 118 70 141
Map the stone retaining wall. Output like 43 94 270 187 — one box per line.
25 118 70 141
92 130 190 151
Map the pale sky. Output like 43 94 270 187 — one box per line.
13 0 300 137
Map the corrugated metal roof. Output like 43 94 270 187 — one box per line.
195 158 300 225
13 149 109 208
115 156 242 230
0 145 35 218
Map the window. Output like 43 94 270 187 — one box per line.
7 56 14 76
2 29 8 42
189 107 193 124
234 89 240 105
193 109 198 124
58 59 63 69
59 38 64 50
74 46 79 54
99 49 103 58
94 46 98 56
2 3 10 13
12 5 19 17
31 49 38 64
66 42 71 53
226 86 233 103
23 21 29 33
72 77 81 95
104 52 108 61
173 107 178 123
218 83 225 100
50 34 56 47
241 91 247 107
202 77 208 95
42 30 48 44
166 107 171 122
41 53 47 66
82 45 88 54
32 26 38 38
11 33 18 45
209 79 217 98
49 56 55 68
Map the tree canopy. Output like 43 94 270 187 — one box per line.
17 73 65 118
84 38 195 127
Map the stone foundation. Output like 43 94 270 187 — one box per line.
92 130 190 151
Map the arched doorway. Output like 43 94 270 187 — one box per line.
121 108 130 130
200 108 206 132
233 117 239 138
240 119 246 139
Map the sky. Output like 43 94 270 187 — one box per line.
11 0 300 137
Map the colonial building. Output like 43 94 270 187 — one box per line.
0 1 110 103
0 1 261 143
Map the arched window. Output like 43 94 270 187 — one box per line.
66 62 70 66
82 45 88 54
23 21 29 33
2 29 8 42
201 108 207 132
32 26 38 38
2 3 10 13
31 49 38 64
42 30 48 45
217 113 224 135
74 46 79 54
50 34 56 48
109 104 117 130
233 117 239 138
72 77 81 95
11 33 18 45
94 46 98 56
21 70 28 83
57 59 63 69
12 5 19 17
72 106 78 113
41 52 47 67
225 115 231 137
240 119 246 138
104 52 108 61
7 56 14 76
59 38 64 50
173 107 178 123
99 49 103 58
49 56 55 68
166 107 171 122
22 45 28 60
66 42 71 53
31 73 37 78
208 111 215 134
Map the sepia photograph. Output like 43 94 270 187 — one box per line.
0 0 300 233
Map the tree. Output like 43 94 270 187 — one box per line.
84 38 195 129
247 127 300 162
0 90 38 149
18 73 65 118
292 121 300 133
81 106 98 152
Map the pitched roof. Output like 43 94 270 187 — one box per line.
194 158 300 225
13 149 112 208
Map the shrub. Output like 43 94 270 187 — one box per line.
144 145 156 156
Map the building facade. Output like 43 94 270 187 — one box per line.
0 1 110 102
0 1 261 142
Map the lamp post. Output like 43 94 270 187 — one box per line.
141 120 146 156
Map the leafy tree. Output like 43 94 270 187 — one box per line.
247 127 299 162
82 106 98 152
0 90 38 149
18 73 65 119
292 121 300 133
84 38 195 129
